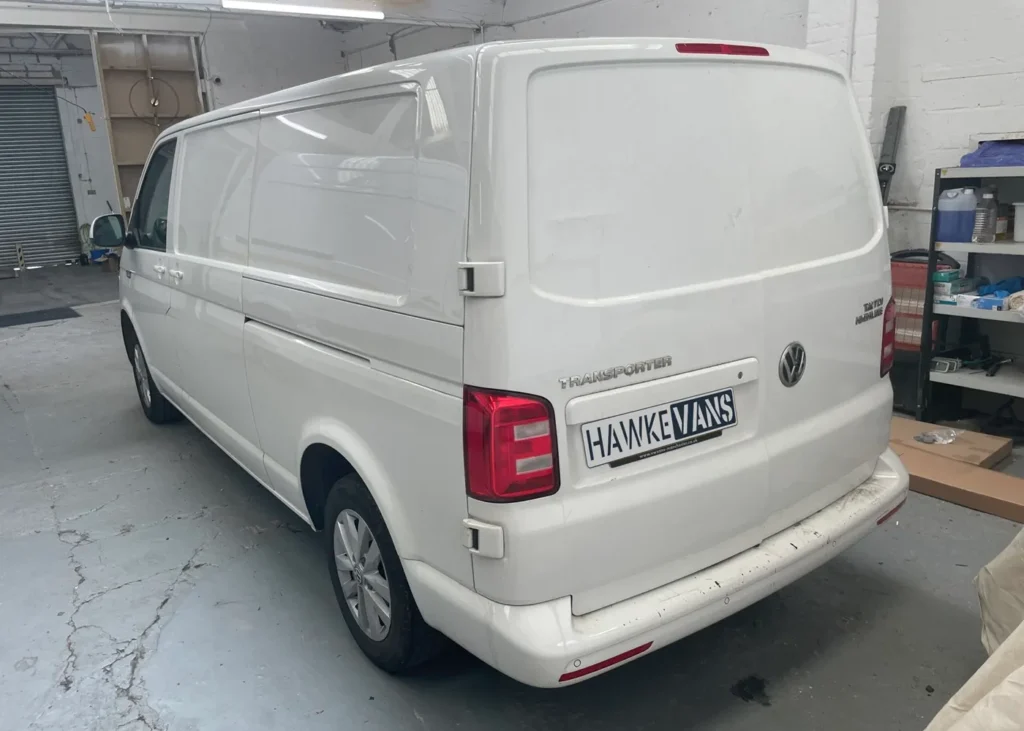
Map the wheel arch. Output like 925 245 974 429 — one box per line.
120 303 146 362
297 422 413 557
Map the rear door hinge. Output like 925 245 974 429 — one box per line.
462 518 504 559
458 261 505 298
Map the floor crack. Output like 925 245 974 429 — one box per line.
42 478 215 730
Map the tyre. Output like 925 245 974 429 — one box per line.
129 339 180 424
325 474 443 673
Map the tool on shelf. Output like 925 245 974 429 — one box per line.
987 357 1013 377
931 357 962 373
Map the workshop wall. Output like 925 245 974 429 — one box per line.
202 15 348 107
0 41 120 225
873 0 1024 251
1 15 349 225
337 0 809 70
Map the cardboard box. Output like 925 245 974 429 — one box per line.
957 293 1010 310
891 444 1024 523
890 417 1012 468
935 277 987 296
933 269 965 283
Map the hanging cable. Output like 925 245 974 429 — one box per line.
104 0 126 34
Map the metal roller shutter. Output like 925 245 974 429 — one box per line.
0 86 79 269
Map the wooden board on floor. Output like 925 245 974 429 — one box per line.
892 444 1024 523
891 416 1012 469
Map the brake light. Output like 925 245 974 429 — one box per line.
464 387 559 502
881 296 896 377
675 42 769 56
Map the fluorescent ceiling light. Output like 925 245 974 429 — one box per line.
221 0 385 20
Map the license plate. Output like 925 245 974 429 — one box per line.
582 388 737 468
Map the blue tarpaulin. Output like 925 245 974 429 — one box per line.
960 141 1024 168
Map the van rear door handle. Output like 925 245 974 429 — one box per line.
152 264 166 275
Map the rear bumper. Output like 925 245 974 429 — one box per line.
407 447 909 688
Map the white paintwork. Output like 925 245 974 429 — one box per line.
409 448 908 687
116 38 908 687
463 39 896 616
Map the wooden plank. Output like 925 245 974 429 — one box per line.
892 444 1024 523
890 416 1013 468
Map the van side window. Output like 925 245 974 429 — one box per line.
176 120 258 264
130 139 177 251
249 93 418 298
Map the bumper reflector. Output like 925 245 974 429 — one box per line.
558 641 654 683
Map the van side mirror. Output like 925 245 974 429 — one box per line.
90 213 126 248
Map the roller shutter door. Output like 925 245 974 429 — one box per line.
0 86 79 268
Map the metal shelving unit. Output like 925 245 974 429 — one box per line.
917 165 1024 419
930 367 1024 399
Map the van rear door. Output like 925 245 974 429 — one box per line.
463 40 891 615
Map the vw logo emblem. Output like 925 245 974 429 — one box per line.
779 342 807 387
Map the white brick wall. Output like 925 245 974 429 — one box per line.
875 0 1024 250
485 0 807 46
338 0 809 70
805 0 880 139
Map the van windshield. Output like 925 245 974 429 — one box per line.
526 62 881 301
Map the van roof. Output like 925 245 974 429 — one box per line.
159 37 842 141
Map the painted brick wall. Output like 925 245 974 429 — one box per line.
805 0 880 142
338 0 809 70
874 0 1024 250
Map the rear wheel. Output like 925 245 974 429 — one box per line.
325 474 443 672
129 339 179 424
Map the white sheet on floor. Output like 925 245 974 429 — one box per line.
978 528 1024 656
926 527 1024 731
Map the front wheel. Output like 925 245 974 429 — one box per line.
130 341 179 424
325 475 443 672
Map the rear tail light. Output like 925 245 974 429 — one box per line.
675 42 769 56
464 387 559 502
881 296 896 377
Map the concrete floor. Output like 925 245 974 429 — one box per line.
1 303 1021 731
0 265 118 318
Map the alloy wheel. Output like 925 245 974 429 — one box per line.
133 344 152 409
333 508 391 641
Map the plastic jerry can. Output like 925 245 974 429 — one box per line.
937 188 978 243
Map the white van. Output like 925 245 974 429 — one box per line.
91 38 909 687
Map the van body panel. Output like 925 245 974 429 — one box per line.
242 316 472 586
410 448 908 688
464 39 893 614
122 138 179 388
135 48 478 592
167 115 266 480
247 75 473 326
241 277 464 386
118 39 908 684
